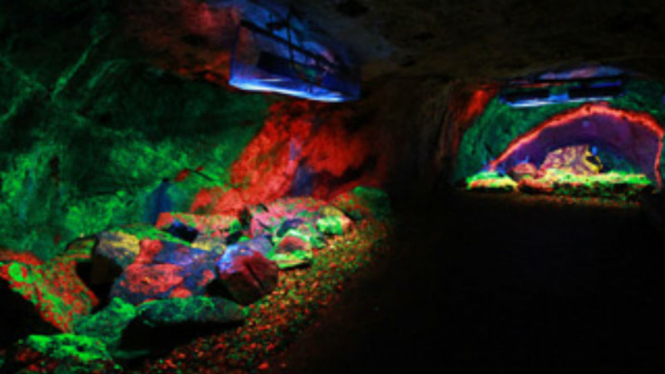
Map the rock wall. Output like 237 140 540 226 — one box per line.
0 1 270 259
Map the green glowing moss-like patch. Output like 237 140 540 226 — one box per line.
316 216 345 235
22 334 111 363
538 169 651 186
74 298 137 351
136 296 246 327
8 262 29 283
11 334 122 374
466 171 518 192
466 169 652 201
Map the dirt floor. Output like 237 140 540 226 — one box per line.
265 192 664 373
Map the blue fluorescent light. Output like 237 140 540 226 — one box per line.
229 8 360 103
229 78 347 102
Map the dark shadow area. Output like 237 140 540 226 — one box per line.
268 192 665 373
117 318 244 368
0 281 60 349
75 262 113 313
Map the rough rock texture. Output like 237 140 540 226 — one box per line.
191 236 228 254
0 251 44 267
191 102 391 215
275 219 326 249
0 258 99 347
540 145 602 176
155 213 241 238
508 162 538 182
91 231 140 286
110 263 185 305
136 296 246 326
316 215 353 236
217 245 279 305
247 198 325 238
269 231 314 269
9 334 122 374
74 298 137 351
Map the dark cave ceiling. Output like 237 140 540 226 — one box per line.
280 0 665 81
4 0 665 85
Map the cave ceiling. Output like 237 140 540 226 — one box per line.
281 0 665 82
2 0 665 86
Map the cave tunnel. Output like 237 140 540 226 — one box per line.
489 104 665 186
2 0 665 373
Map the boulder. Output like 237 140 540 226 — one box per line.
0 258 98 347
149 241 212 266
217 245 279 305
241 236 273 257
91 231 140 286
109 263 185 305
8 334 122 374
136 296 245 326
117 297 246 357
316 215 353 236
191 235 227 255
318 205 349 219
275 219 326 248
74 298 137 351
108 241 221 305
268 230 314 269
248 197 324 237
507 162 538 181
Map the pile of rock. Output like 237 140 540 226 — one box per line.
0 187 390 372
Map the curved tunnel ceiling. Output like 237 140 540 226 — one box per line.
487 104 665 185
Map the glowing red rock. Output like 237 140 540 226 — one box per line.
192 100 388 216
0 257 99 345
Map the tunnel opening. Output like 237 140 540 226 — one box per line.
466 104 664 199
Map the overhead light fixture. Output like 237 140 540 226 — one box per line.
500 75 626 108
229 5 360 102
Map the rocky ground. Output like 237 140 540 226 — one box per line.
0 187 392 374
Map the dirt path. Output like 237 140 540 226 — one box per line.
267 193 664 372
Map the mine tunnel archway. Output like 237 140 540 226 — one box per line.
487 104 665 187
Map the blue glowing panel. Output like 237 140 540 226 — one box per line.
230 13 360 102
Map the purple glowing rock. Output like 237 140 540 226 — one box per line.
109 241 220 305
